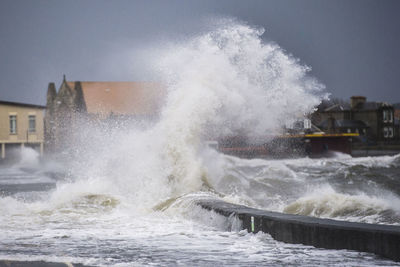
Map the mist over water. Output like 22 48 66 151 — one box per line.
1 21 400 266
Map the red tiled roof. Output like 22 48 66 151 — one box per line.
67 81 163 116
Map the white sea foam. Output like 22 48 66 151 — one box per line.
283 184 400 224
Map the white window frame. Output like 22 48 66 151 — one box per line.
9 115 17 134
388 111 393 123
28 115 36 133
388 127 394 138
303 119 311 129
285 121 294 129
383 127 389 138
383 110 388 122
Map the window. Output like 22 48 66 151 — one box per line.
383 127 388 138
9 115 17 134
28 115 36 133
383 110 388 122
388 127 394 138
389 111 393 123
285 121 294 129
303 119 311 129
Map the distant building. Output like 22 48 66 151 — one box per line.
44 76 163 152
0 100 45 160
395 109 400 122
313 96 397 144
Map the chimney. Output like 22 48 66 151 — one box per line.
350 96 366 109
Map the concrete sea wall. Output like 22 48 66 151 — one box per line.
197 200 400 262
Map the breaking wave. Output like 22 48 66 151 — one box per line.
46 19 326 213
283 185 400 224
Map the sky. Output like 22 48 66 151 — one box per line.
0 0 399 105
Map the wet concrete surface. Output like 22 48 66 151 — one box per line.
197 199 400 262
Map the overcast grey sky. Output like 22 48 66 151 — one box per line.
0 0 399 105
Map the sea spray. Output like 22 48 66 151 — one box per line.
17 147 40 168
153 20 326 198
23 20 327 213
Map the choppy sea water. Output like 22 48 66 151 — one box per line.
2 20 399 266
1 150 399 266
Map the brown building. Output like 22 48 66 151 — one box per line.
0 100 45 160
314 96 397 144
45 76 163 152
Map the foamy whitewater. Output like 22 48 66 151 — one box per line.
1 21 400 266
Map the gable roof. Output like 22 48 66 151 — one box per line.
66 81 163 117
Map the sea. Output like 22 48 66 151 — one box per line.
1 20 399 266
0 149 399 266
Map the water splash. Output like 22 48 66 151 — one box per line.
2 20 330 217
18 147 40 167
42 20 327 213
152 20 326 199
